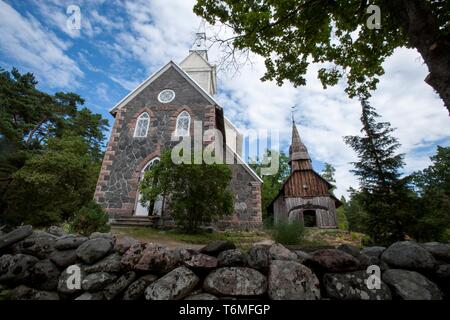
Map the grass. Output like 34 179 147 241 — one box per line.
0 286 10 301
112 227 271 250
112 226 365 251
303 228 364 248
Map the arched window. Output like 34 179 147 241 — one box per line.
134 112 150 137
175 111 191 136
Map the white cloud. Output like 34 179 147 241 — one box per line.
110 75 140 91
0 1 83 88
117 0 201 71
95 83 110 102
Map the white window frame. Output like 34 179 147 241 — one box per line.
175 110 191 136
134 112 150 138
158 89 175 103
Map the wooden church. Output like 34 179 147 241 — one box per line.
268 121 341 228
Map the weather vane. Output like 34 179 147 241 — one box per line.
291 105 298 124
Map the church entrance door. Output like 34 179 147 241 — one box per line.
135 158 163 216
303 210 317 227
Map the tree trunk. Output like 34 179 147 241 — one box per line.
26 117 48 145
386 0 450 114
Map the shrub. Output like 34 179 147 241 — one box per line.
336 206 349 230
69 201 110 235
140 150 234 233
272 220 304 245
263 215 274 229
361 234 375 247
441 228 450 243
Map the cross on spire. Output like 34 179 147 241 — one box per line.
291 105 297 124
191 20 207 52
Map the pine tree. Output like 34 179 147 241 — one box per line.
344 100 412 244
320 162 336 193
321 163 336 184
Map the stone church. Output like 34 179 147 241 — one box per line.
94 33 263 229
268 121 341 228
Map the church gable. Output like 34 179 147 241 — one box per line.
113 63 214 117
283 170 331 197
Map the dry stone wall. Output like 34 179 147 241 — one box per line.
0 225 449 300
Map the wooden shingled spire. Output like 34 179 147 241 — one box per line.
289 119 313 171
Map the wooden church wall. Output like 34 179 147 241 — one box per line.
273 196 288 224
285 196 337 228
284 171 330 197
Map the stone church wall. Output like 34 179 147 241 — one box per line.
95 67 217 218
215 164 262 230
94 66 262 228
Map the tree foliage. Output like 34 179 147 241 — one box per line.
0 67 109 226
342 188 369 233
410 146 450 242
344 100 414 244
194 0 450 113
69 201 111 236
336 196 349 231
321 162 336 184
249 150 290 222
140 150 234 233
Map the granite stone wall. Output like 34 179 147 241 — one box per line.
216 164 262 230
1 226 448 300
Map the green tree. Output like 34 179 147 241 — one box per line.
321 162 336 184
3 136 101 226
343 188 369 233
0 67 109 226
249 150 290 220
0 68 108 157
410 146 450 241
140 150 234 233
344 100 414 244
336 195 349 230
194 0 450 113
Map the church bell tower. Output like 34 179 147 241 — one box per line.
179 29 217 96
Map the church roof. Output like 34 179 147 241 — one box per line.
289 122 312 170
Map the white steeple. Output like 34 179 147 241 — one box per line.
179 21 217 95
190 32 208 59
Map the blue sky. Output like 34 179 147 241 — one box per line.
1 0 449 197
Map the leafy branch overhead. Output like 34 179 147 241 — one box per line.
194 0 450 112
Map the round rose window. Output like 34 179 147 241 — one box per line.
158 89 175 103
